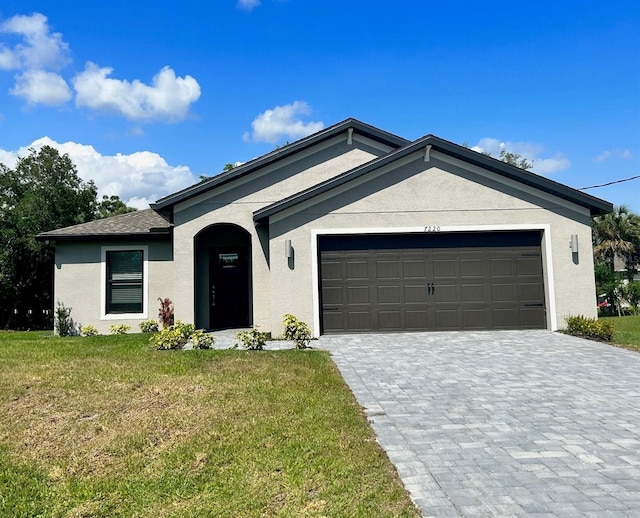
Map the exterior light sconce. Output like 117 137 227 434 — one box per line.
570 234 578 254
570 234 579 264
285 239 293 259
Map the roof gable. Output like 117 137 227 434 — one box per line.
253 134 613 224
151 118 408 210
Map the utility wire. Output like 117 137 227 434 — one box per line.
579 174 640 190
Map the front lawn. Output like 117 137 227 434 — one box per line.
600 315 640 351
0 332 419 517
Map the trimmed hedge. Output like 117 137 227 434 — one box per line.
565 315 614 342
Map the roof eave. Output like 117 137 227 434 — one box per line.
35 231 171 243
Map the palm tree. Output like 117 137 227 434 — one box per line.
592 205 640 271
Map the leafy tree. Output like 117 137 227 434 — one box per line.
0 146 98 329
592 205 640 272
498 148 533 170
223 163 235 172
95 194 136 219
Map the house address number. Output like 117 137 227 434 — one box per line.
424 225 441 232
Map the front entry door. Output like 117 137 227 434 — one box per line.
209 247 250 329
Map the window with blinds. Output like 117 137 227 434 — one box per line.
106 250 143 313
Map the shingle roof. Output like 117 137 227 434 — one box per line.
36 209 171 242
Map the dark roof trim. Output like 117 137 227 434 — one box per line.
36 231 171 243
151 118 409 210
253 134 613 224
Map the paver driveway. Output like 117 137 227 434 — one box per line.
318 330 640 517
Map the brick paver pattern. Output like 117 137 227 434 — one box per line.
318 330 640 517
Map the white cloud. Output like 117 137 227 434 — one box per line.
243 101 324 144
73 62 201 122
0 13 70 71
10 69 71 105
471 137 569 174
237 0 261 11
595 149 633 162
0 137 197 208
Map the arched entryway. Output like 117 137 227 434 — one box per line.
194 223 252 330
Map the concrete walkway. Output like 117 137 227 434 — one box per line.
318 330 640 517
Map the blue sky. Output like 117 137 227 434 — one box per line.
0 1 638 211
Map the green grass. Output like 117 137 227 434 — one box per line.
0 331 419 517
600 315 640 351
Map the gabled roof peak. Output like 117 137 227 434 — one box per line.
151 118 409 210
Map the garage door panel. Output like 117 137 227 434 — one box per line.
379 311 401 329
405 285 427 303
461 284 484 302
319 232 546 334
348 312 370 331
406 310 428 329
403 259 427 278
490 258 513 276
434 259 456 278
492 283 515 302
321 261 342 279
435 284 458 303
376 260 399 279
460 259 483 277
519 282 544 301
377 285 400 304
346 261 368 279
436 309 459 329
347 285 370 304
521 307 546 328
322 286 343 305
517 256 543 275
462 309 486 329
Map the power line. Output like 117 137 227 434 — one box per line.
579 174 640 190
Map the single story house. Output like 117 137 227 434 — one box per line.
38 118 612 336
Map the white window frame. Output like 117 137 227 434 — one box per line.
100 245 149 320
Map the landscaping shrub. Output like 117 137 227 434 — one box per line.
54 301 74 337
565 315 614 341
158 298 174 328
139 319 159 333
80 325 99 336
150 321 213 350
190 329 215 349
236 327 268 350
283 313 312 349
109 324 130 335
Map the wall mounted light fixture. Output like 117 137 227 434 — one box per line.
285 239 293 259
570 234 579 254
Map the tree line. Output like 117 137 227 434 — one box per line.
0 146 135 329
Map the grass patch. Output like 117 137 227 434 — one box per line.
600 315 640 351
0 331 419 517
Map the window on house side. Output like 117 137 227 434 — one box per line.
106 250 143 314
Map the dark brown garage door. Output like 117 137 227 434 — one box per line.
319 232 546 333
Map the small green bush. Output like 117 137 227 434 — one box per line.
190 329 215 349
565 315 614 341
139 320 159 333
109 324 131 335
283 313 312 349
80 325 99 337
236 327 268 350
150 321 214 350
54 301 74 337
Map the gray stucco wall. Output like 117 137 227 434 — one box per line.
171 136 385 330
266 151 597 335
54 240 173 334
